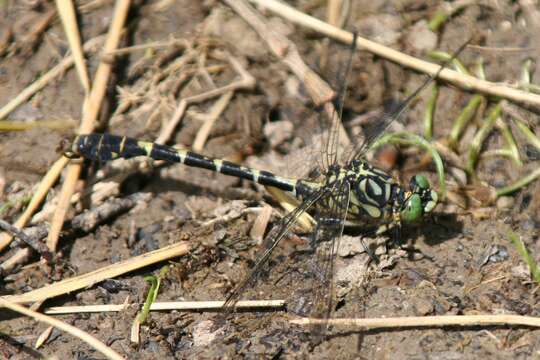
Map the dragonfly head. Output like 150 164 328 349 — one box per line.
400 175 438 223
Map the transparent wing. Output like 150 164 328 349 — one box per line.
346 74 435 162
322 32 358 169
308 179 351 341
347 40 471 163
221 188 326 312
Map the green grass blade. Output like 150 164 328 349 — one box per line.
508 230 540 286
496 166 540 197
424 84 439 140
138 266 169 324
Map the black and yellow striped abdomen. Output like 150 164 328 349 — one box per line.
71 133 315 197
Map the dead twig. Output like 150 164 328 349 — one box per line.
291 314 540 329
0 194 147 273
192 90 234 152
156 52 255 145
0 36 105 120
56 0 90 93
0 220 52 262
0 298 125 360
249 0 540 108
1 241 190 304
17 9 56 56
48 0 131 252
0 156 70 252
70 196 140 232
44 300 286 314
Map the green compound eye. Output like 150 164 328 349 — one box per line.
401 194 422 223
411 174 429 191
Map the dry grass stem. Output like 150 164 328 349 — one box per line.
0 248 32 273
44 300 286 314
249 205 273 243
0 156 69 252
1 242 190 304
467 44 537 53
0 36 105 120
326 0 344 27
46 165 81 251
291 314 540 329
18 9 56 56
250 0 540 107
156 53 255 145
35 326 54 349
192 90 234 152
130 317 141 344
224 0 350 148
55 0 90 92
0 298 125 360
102 38 186 58
48 0 131 251
0 118 77 131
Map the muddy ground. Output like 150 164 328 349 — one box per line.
1 0 540 359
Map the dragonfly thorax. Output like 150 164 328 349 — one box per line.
316 161 438 229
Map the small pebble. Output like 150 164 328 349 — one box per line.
413 297 434 316
337 235 366 257
496 196 514 210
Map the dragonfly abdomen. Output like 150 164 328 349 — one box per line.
71 133 313 196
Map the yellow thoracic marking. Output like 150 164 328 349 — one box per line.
368 178 382 196
348 192 382 218
360 202 382 218
138 141 153 156
359 179 379 206
385 182 391 201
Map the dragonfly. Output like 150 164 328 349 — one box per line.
64 38 467 337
